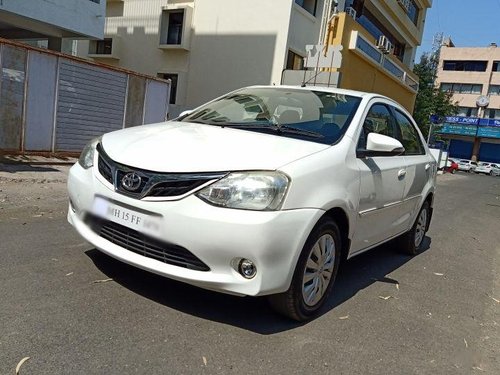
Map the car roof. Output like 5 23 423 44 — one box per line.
249 85 398 102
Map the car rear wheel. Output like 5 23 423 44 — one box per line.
268 218 341 321
397 202 430 256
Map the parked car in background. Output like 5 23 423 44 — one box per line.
445 159 459 174
68 86 437 321
475 162 500 176
457 159 477 172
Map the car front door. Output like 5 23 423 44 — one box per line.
352 102 407 253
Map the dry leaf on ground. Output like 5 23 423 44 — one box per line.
378 295 391 300
15 357 30 374
92 278 113 284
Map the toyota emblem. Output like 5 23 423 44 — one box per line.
121 172 142 192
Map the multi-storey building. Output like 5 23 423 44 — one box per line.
77 0 331 116
435 41 500 163
0 0 106 52
321 0 431 112
78 0 431 115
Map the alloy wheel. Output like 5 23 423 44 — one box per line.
302 234 335 307
414 208 427 248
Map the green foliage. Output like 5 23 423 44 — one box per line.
413 52 457 139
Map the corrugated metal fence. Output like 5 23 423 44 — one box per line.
0 38 170 153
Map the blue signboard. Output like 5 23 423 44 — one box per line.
477 126 500 138
444 116 500 127
444 116 480 125
479 118 500 127
440 123 477 136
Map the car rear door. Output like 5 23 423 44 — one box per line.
352 102 408 253
391 106 433 230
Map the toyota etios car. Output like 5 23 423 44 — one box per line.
68 86 436 321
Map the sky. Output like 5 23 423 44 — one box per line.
416 0 500 60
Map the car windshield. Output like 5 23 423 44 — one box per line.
178 87 362 144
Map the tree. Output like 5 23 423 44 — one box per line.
413 52 457 140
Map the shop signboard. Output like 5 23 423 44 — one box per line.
477 126 500 139
439 123 477 136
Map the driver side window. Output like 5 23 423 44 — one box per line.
357 104 397 149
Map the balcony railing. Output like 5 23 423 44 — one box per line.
349 31 419 92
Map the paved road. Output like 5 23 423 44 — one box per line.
1 167 499 374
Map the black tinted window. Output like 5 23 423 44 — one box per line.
394 109 424 155
358 104 396 149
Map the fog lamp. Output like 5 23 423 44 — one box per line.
238 259 257 279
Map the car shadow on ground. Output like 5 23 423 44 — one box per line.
0 163 60 173
85 237 431 335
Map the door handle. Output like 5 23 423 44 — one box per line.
425 163 431 171
398 169 406 178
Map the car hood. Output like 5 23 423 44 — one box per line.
101 121 329 172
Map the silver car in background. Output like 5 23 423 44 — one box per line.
457 159 477 173
475 162 500 176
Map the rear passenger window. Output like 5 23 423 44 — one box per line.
358 104 397 149
393 109 425 155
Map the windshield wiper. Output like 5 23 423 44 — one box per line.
223 123 324 139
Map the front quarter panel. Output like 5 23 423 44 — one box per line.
279 139 360 240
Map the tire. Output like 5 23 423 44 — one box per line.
451 169 456 174
268 218 342 321
489 171 493 176
397 201 430 256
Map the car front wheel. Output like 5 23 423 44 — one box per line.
268 218 341 321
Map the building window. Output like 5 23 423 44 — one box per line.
485 109 500 119
286 50 304 70
295 0 318 16
407 0 419 25
440 82 482 94
160 9 184 45
457 107 478 117
488 85 500 95
356 9 405 62
493 62 500 72
443 60 488 72
158 73 178 104
90 38 113 54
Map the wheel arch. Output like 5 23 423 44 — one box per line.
423 192 434 231
323 207 351 262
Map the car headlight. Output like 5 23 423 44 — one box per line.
196 171 289 211
78 137 101 169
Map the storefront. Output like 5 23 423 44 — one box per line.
438 116 500 163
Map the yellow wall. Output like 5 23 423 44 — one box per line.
327 13 417 112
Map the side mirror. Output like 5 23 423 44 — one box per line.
178 110 193 119
357 133 405 158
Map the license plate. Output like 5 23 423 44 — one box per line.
92 196 162 237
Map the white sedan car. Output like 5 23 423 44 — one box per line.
68 86 436 321
457 159 477 172
475 162 500 176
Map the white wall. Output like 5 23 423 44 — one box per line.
0 0 106 39
185 0 295 109
77 0 326 116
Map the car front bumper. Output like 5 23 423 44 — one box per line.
67 163 323 296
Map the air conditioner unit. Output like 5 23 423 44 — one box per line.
397 0 410 12
346 7 357 19
376 35 393 54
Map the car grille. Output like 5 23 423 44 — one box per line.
85 214 210 272
96 143 226 199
